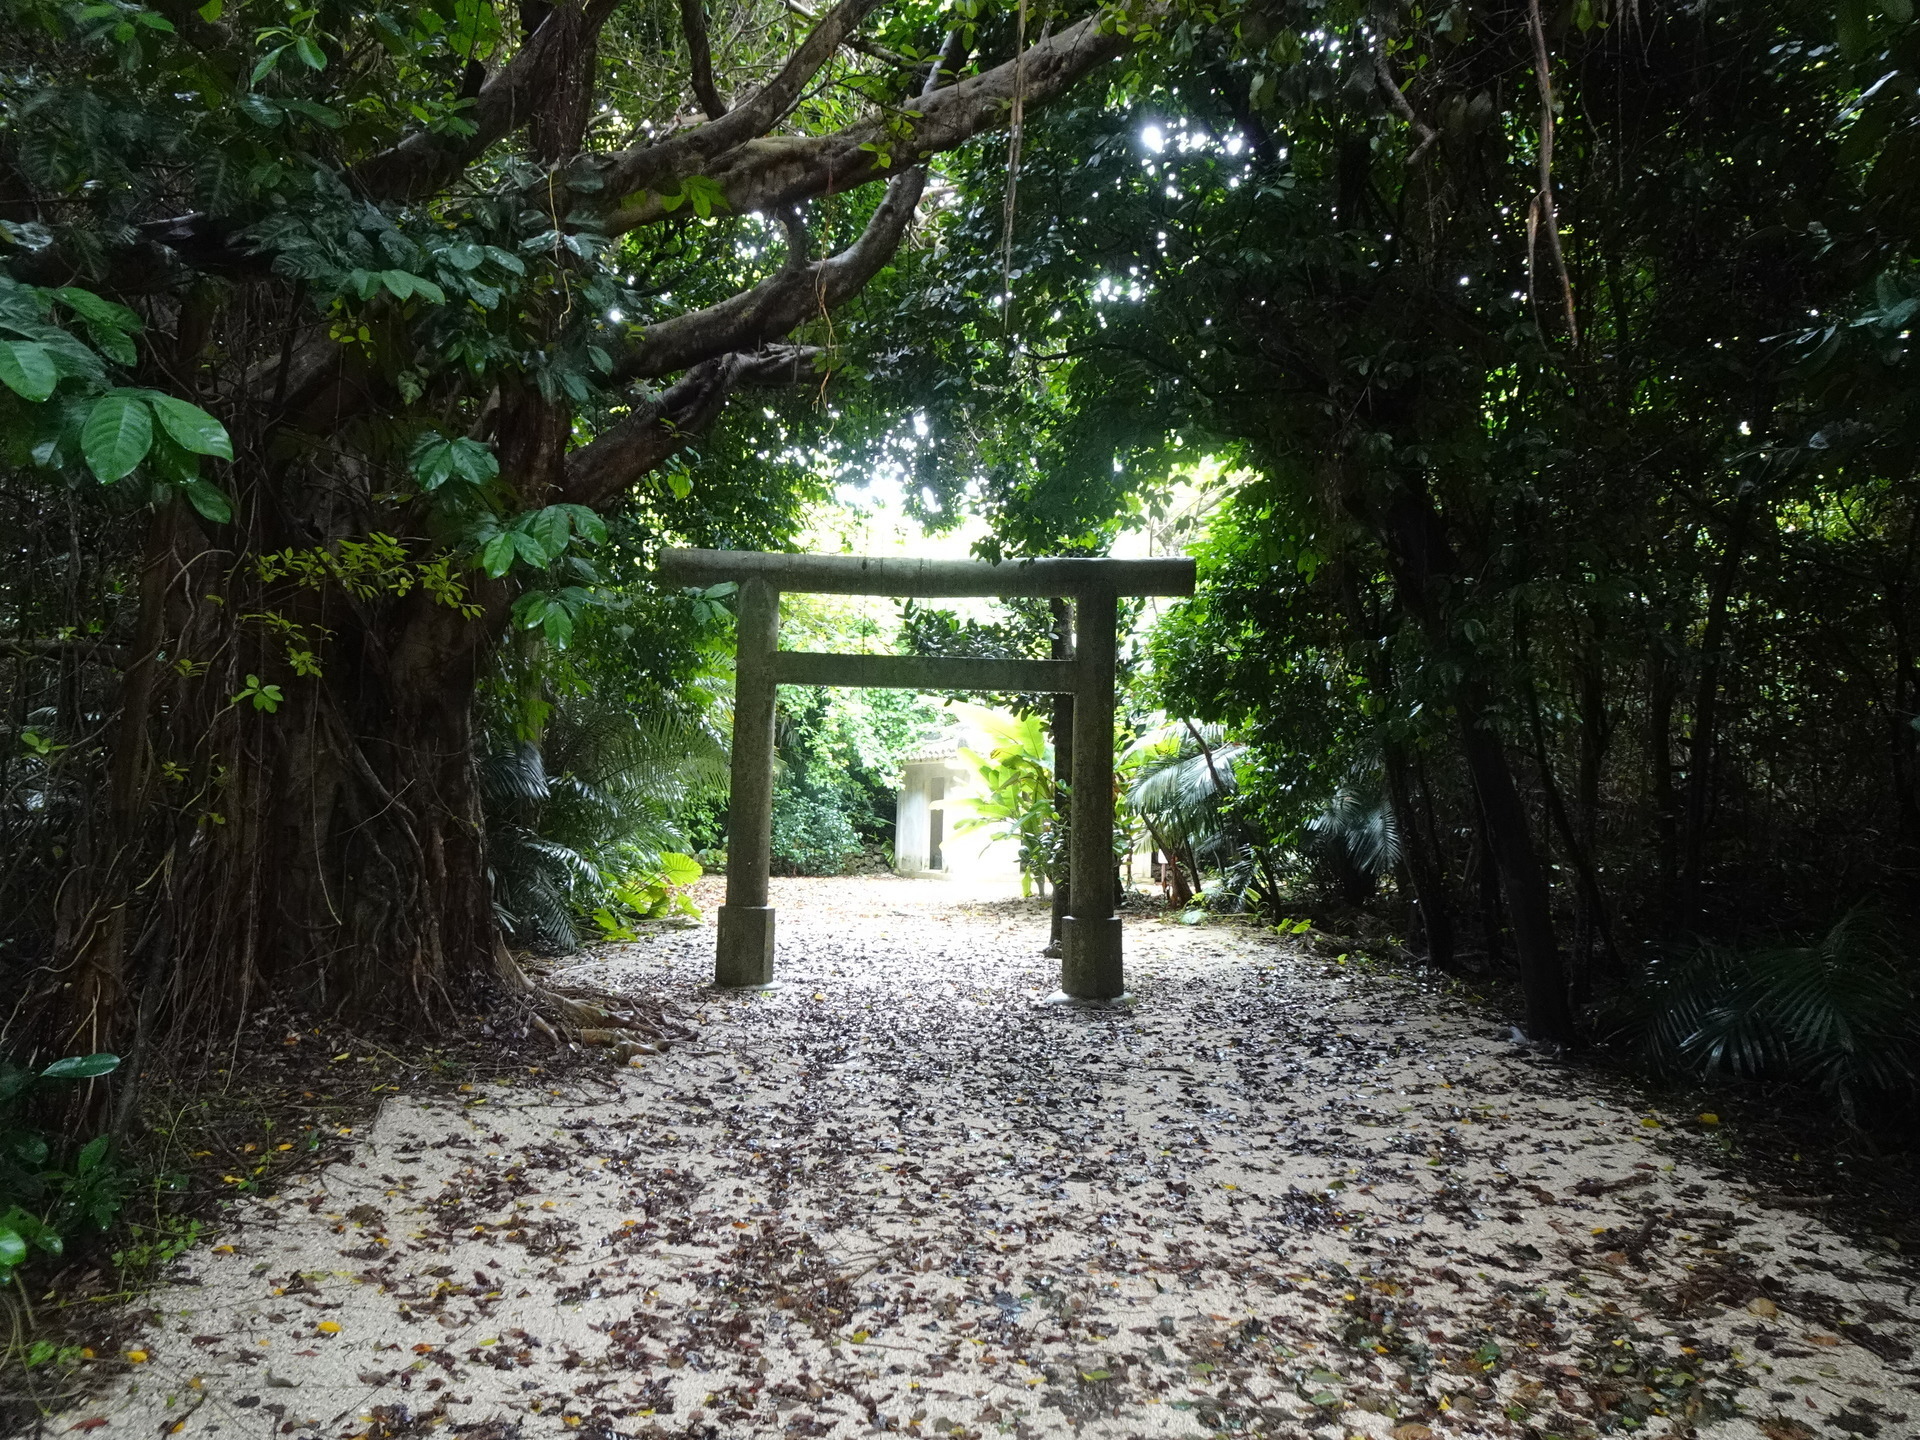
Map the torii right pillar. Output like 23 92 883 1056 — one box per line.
1062 586 1124 1000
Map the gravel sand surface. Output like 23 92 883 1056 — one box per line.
56 876 1920 1440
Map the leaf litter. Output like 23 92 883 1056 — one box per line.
52 875 1920 1439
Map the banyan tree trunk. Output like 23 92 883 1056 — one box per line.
57 463 516 1050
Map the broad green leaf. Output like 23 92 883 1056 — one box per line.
481 532 516 577
659 852 702 886
0 1227 25 1279
181 478 233 524
41 1052 120 1080
445 243 485 271
511 529 553 566
239 92 282 126
559 504 607 545
76 1134 110 1171
250 44 288 84
0 340 57 401
449 438 496 483
88 325 138 366
144 393 232 459
81 393 154 482
53 287 142 333
413 438 455 488
525 506 570 553
280 97 343 128
294 35 326 69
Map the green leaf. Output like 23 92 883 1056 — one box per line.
239 92 282 126
88 325 138 366
559 503 607 545
53 288 141 333
510 529 553 566
659 852 702 886
250 44 288 84
524 506 570 553
41 1053 120 1080
444 243 485 271
0 1227 25 1281
81 392 154 481
144 393 232 459
280 97 343 128
448 437 497 483
382 272 445 305
180 478 233 524
0 340 57 401
76 1135 110 1172
481 532 516 577
294 35 326 69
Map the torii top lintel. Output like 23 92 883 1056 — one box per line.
655 548 1196 599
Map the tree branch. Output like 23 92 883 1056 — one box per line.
615 163 925 381
681 0 730 119
348 0 624 202
1371 37 1439 164
561 346 821 510
1 637 132 667
600 0 885 203
602 10 1127 234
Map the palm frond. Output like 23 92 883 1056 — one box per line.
1621 908 1918 1114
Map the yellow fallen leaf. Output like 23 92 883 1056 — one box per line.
1747 1297 1779 1318
850 1330 870 1343
127 1350 149 1363
317 1321 342 1334
213 1245 235 1254
1698 1113 1720 1125
1640 1116 1661 1128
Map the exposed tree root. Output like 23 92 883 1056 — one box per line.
492 937 694 1058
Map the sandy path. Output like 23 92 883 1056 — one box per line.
57 876 1918 1440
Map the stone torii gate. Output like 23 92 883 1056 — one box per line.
655 549 1197 999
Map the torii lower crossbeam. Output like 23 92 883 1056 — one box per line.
655 548 1197 1000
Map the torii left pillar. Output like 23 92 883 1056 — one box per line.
715 576 779 986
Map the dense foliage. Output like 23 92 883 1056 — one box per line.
845 0 1920 1095
0 0 1132 1059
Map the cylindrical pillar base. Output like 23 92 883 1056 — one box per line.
1061 915 1124 999
716 905 776 987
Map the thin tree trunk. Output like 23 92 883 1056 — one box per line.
1517 611 1621 985
1458 702 1576 1042
1647 641 1680 915
1360 470 1575 1042
1680 489 1760 919
1047 597 1072 954
1384 739 1454 968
